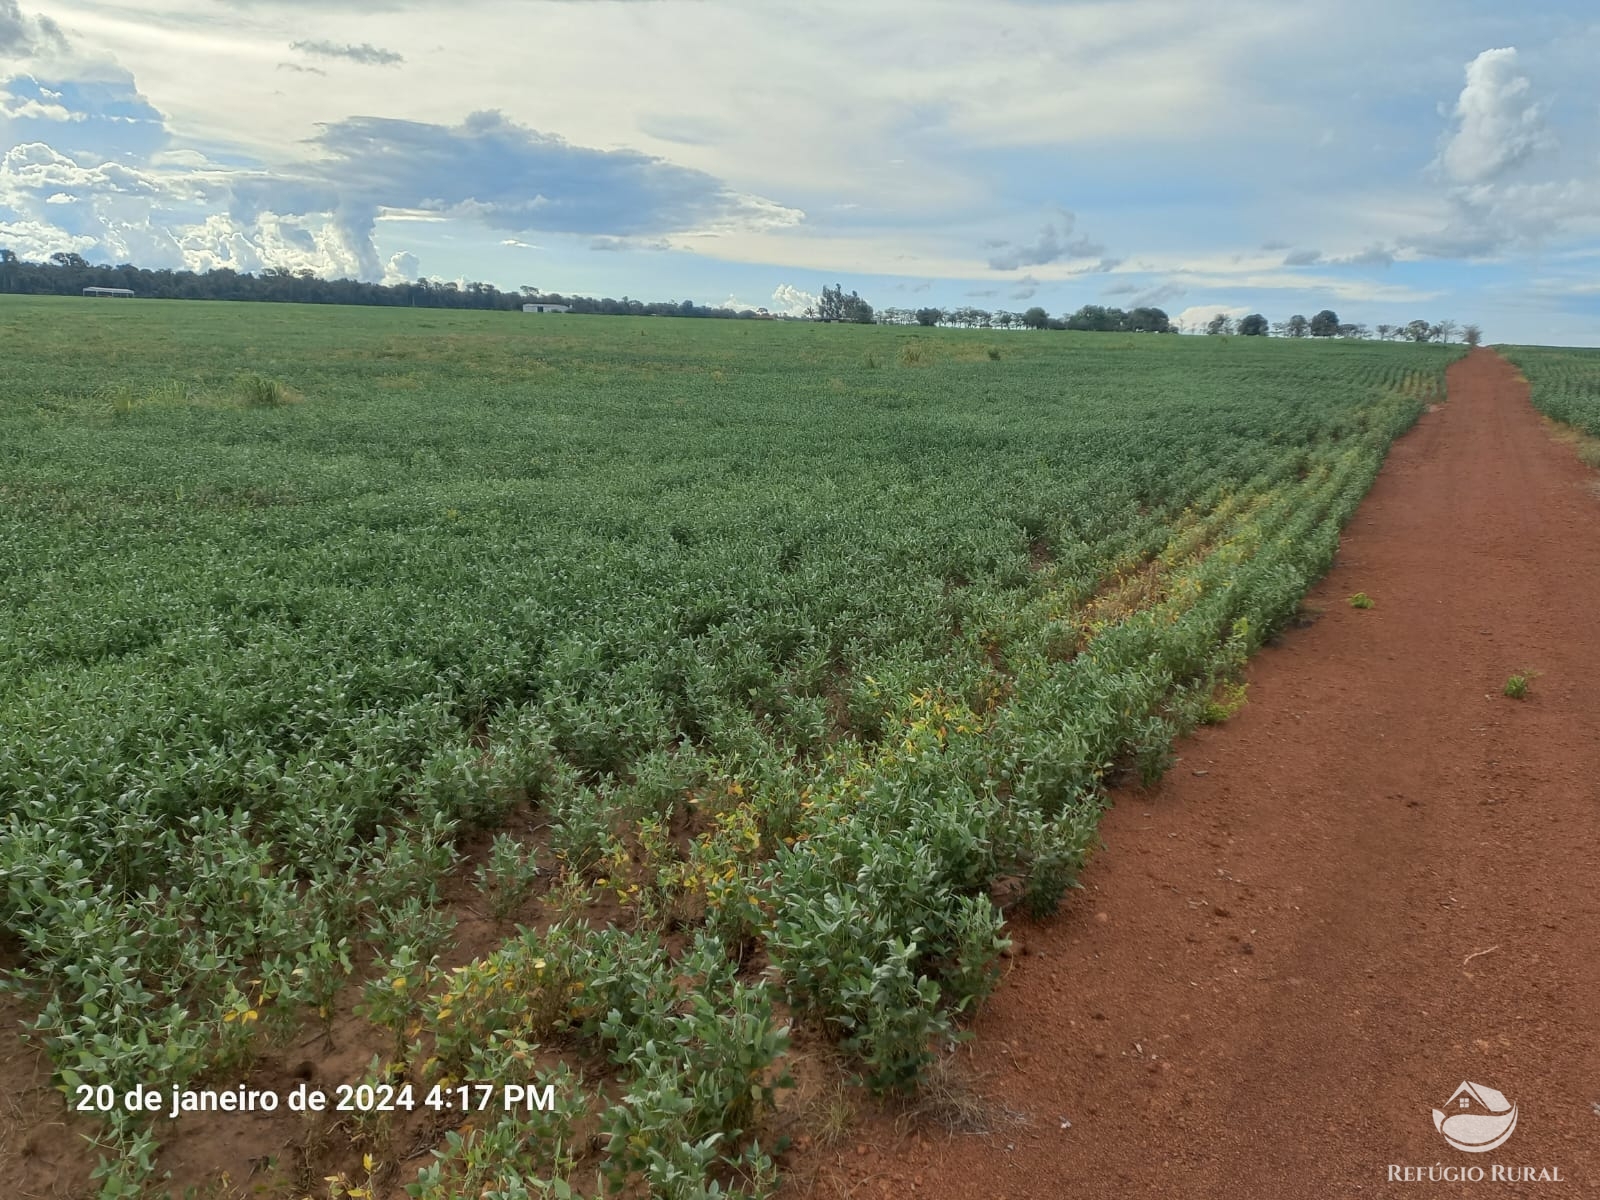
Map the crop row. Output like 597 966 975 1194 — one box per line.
0 299 1461 1196
1499 344 1600 440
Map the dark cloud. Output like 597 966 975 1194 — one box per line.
5 95 797 282
988 212 1074 270
309 110 789 247
1334 244 1394 268
0 0 67 57
1283 243 1395 269
1131 283 1186 308
588 235 669 251
227 172 340 226
1009 273 1040 300
1096 280 1183 307
277 61 328 76
291 40 404 66
1405 224 1504 260
987 210 1113 271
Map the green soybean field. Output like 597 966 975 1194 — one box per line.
0 296 1462 1198
1500 344 1600 443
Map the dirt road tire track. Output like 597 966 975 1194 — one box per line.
802 349 1600 1198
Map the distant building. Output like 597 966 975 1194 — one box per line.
83 287 135 298
522 302 571 314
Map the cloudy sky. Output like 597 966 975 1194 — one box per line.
2 0 1599 343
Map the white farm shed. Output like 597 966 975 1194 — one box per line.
522 302 572 314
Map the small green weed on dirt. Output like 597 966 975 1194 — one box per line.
1348 592 1374 609
1503 672 1535 700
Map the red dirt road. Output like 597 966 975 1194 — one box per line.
806 350 1600 1198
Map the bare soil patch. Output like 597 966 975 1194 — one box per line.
796 349 1600 1197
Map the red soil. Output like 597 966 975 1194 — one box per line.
801 349 1600 1197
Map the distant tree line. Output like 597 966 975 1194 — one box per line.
2 252 1484 346
0 250 782 320
875 304 1175 333
1204 307 1482 346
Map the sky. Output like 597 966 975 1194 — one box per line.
2 1 1599 344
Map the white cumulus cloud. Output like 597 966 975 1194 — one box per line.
1175 303 1252 332
769 283 816 316
1437 48 1553 186
382 250 418 284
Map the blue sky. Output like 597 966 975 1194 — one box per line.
2 0 1599 343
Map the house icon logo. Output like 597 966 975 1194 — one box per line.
1433 1081 1518 1153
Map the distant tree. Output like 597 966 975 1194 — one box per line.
1374 323 1395 342
1059 304 1161 333
1066 304 1109 331
995 310 1015 330
1435 319 1460 345
1286 314 1310 338
815 283 874 323
1021 306 1050 330
1237 313 1269 336
914 307 942 327
1405 319 1434 343
1463 324 1483 347
1125 306 1172 333
1205 312 1235 336
1309 309 1340 337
